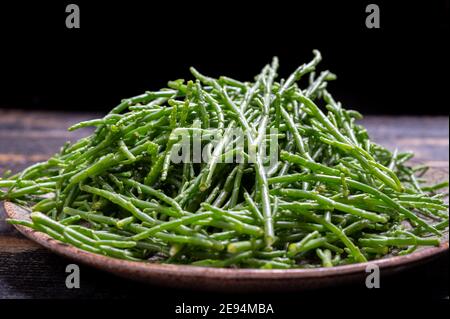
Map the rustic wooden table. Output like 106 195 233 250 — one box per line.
0 110 448 300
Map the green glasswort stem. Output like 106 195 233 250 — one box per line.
131 212 213 241
242 258 292 269
243 191 264 222
79 185 156 225
278 49 321 96
5 182 56 199
279 203 367 263
280 151 344 177
421 181 449 192
192 251 253 268
359 236 440 248
272 188 388 223
109 90 178 114
203 204 263 237
63 207 118 226
121 179 184 214
227 239 265 254
293 93 403 192
288 230 320 257
67 141 152 189
268 173 440 235
316 248 333 267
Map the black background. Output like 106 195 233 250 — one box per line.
0 0 448 114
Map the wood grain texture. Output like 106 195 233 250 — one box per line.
0 110 448 298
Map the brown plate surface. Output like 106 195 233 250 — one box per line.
4 201 448 292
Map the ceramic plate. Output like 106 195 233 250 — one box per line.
4 201 448 292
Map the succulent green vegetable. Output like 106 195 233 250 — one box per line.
1 50 448 268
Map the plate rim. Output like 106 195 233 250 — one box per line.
4 201 449 281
